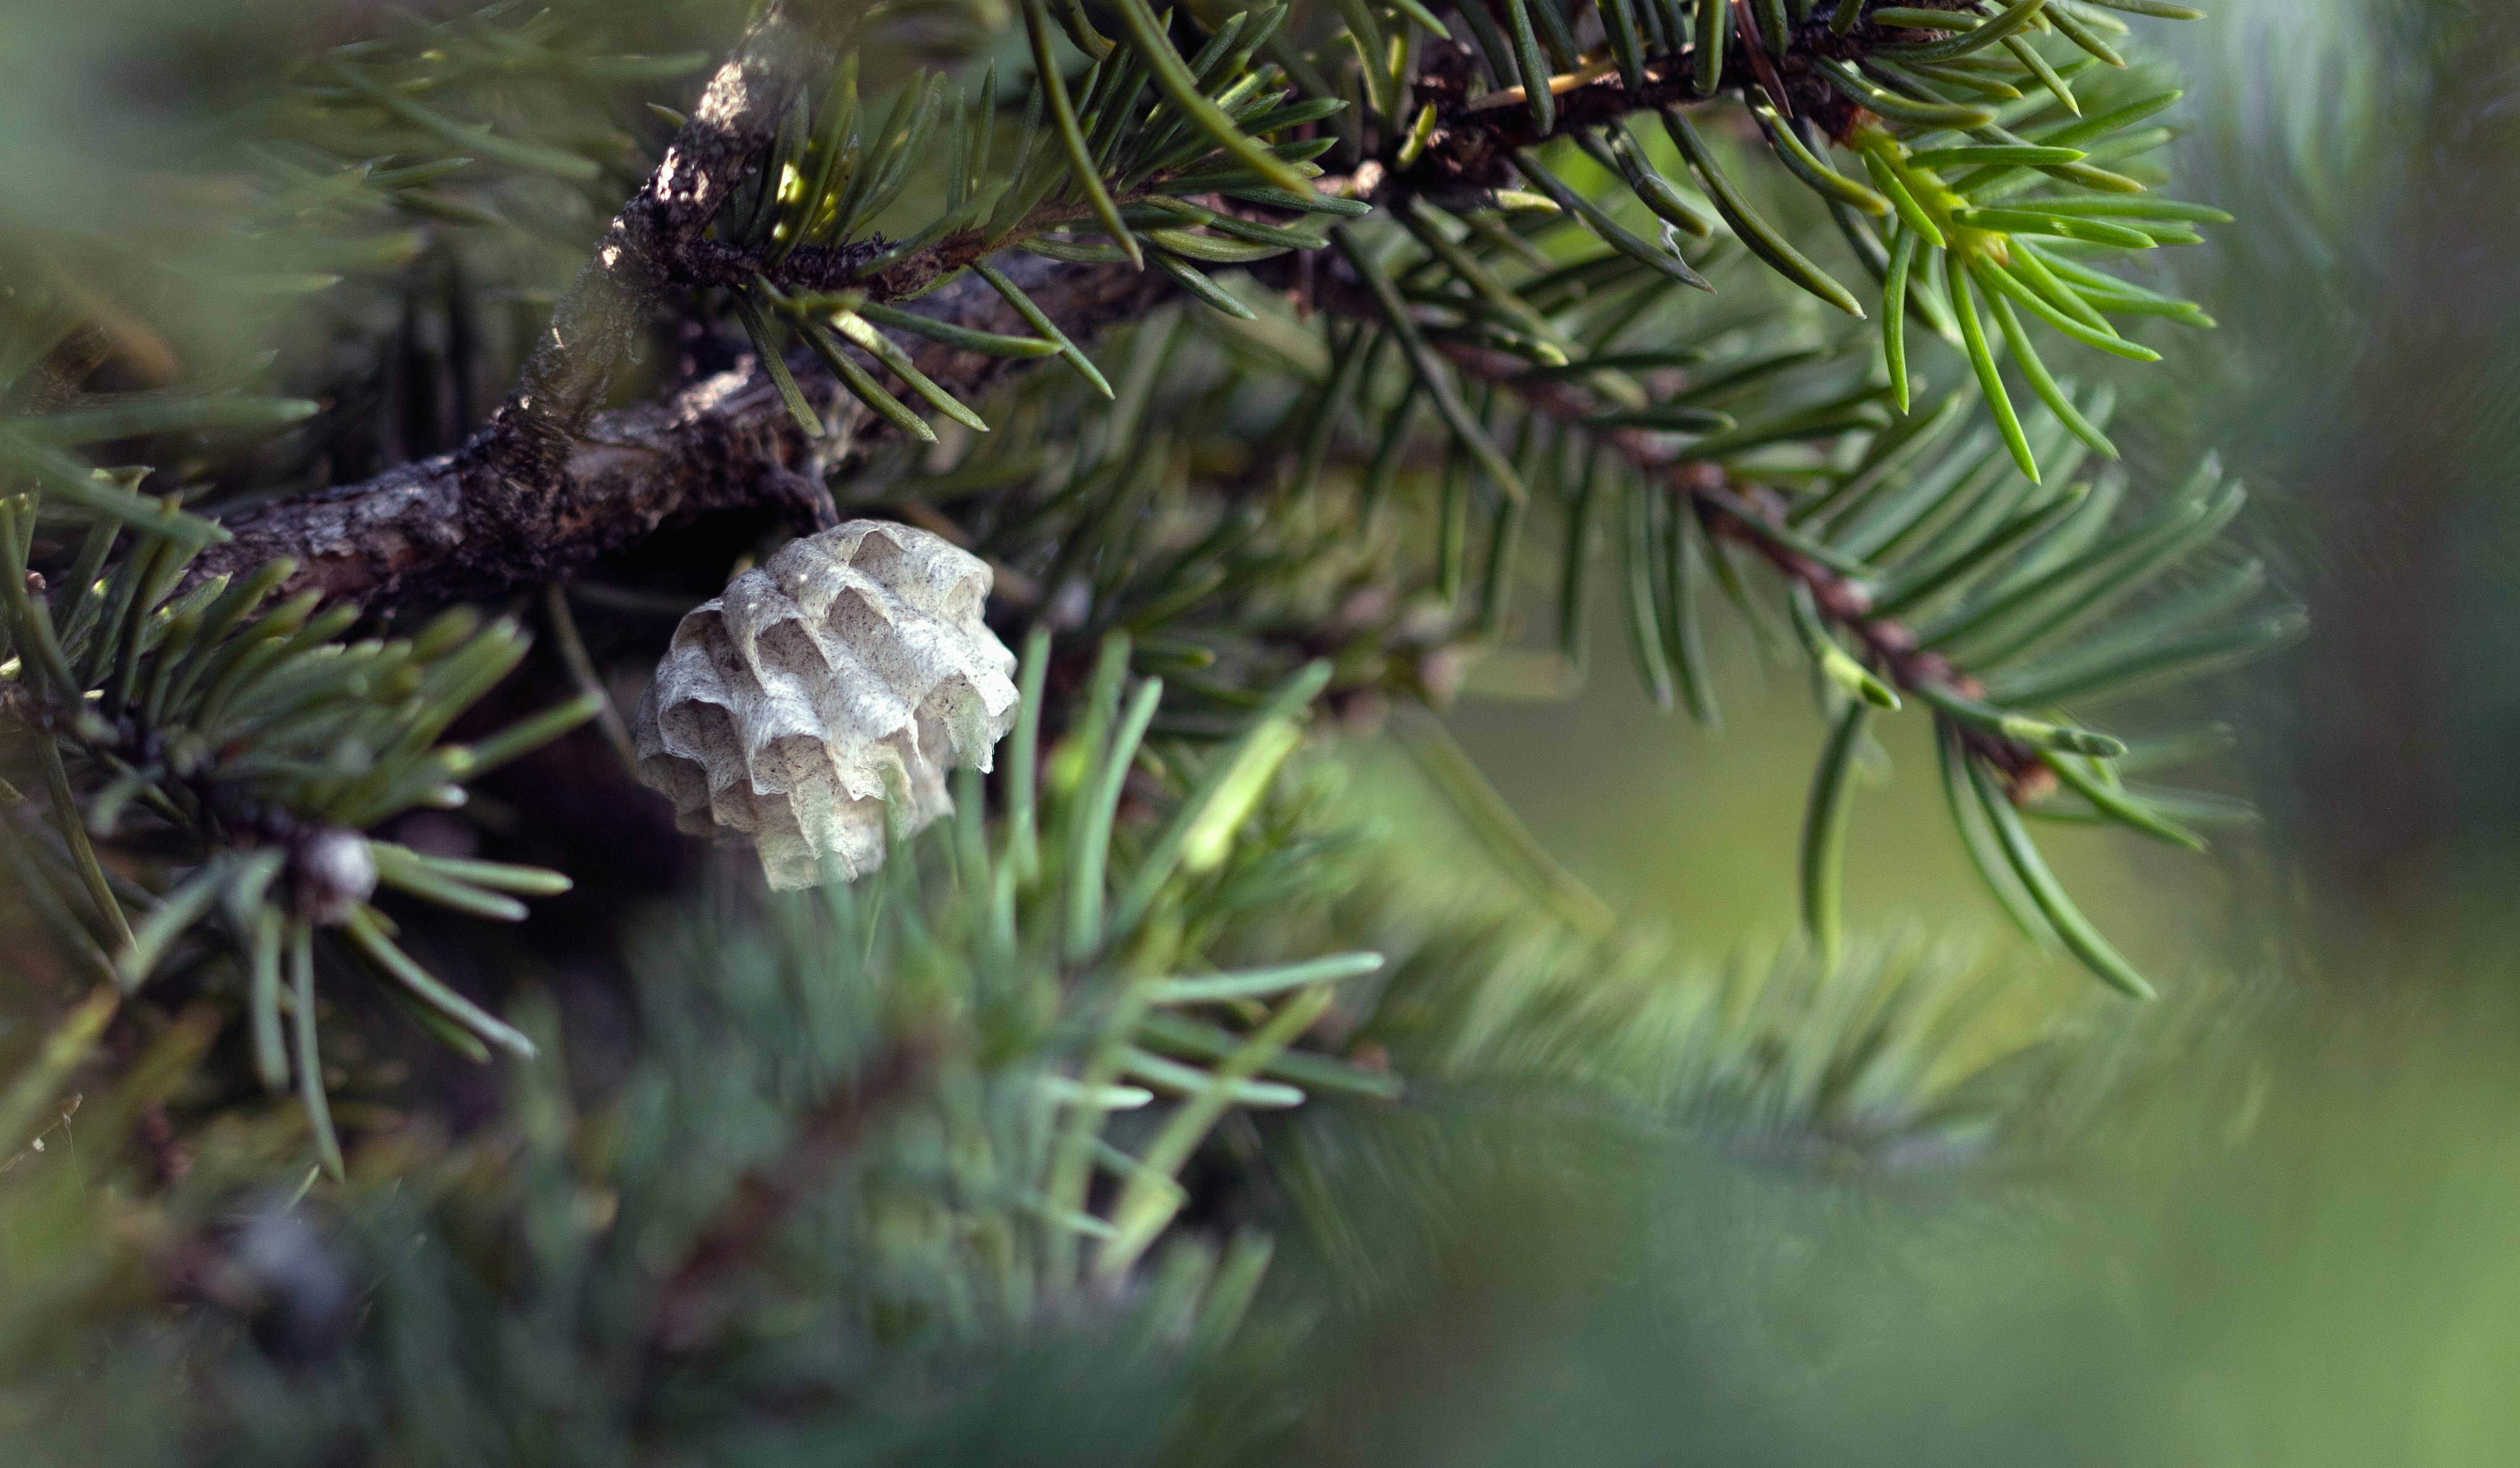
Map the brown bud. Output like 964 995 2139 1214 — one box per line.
2009 765 2061 807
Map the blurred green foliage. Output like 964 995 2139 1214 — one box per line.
2152 0 2520 951
1234 972 2520 1468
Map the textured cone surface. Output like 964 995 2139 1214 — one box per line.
633 520 1020 888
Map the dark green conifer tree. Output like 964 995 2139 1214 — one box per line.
0 0 2301 1460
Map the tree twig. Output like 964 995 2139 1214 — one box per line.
187 21 1921 612
643 1035 932 1362
543 584 640 777
1414 330 2056 798
190 252 1165 607
478 0 860 479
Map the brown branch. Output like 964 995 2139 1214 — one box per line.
1695 485 2051 797
186 10 1925 612
187 0 839 605
188 0 1207 609
1384 22 1883 195
191 252 1166 607
478 0 857 481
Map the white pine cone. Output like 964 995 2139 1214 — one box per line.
632 520 1020 889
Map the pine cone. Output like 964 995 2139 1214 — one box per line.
632 521 1020 889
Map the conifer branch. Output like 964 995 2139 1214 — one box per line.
477 0 859 476
161 0 2253 1000
194 2 1174 606
1418 328 2052 796
191 11 1992 608
190 252 1160 606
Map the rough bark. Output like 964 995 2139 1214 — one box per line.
191 252 1164 607
186 18 1922 612
482 0 856 477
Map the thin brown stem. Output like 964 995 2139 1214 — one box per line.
1421 336 2050 795
543 584 641 778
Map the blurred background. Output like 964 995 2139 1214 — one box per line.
1387 1 2520 1460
